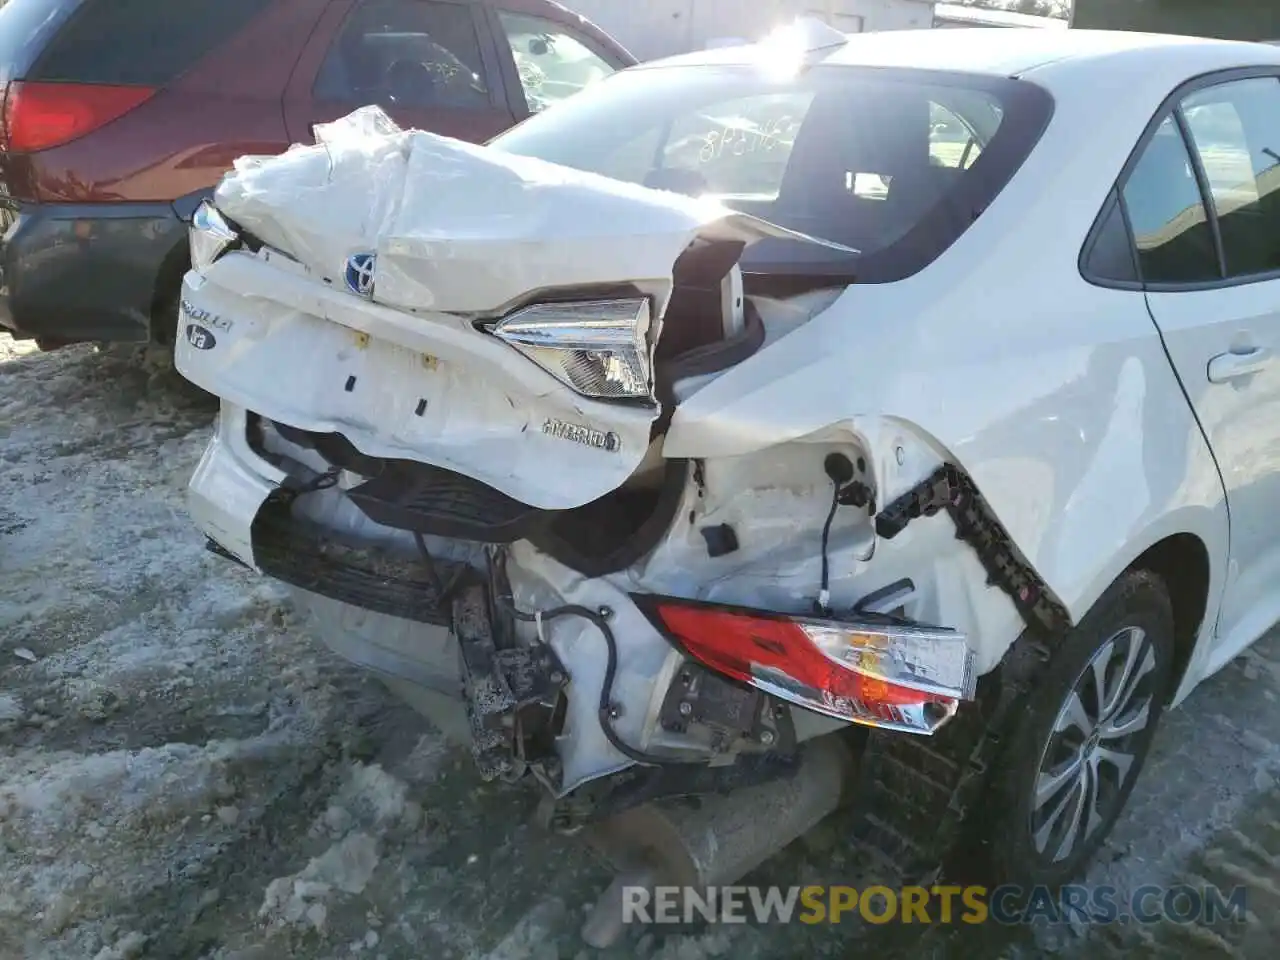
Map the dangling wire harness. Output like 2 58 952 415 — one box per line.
488 570 709 769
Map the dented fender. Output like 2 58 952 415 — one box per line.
665 272 1230 677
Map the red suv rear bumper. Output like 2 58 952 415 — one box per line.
0 196 187 344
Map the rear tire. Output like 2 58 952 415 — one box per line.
982 569 1175 888
153 293 217 402
153 294 178 348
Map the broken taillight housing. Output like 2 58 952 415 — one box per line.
634 596 977 735
189 200 239 272
490 298 653 401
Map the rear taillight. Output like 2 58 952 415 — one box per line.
635 596 977 735
1 81 155 153
189 200 240 272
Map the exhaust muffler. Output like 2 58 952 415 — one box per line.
579 735 855 948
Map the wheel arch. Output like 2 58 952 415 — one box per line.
1124 532 1214 706
149 237 191 345
151 188 214 344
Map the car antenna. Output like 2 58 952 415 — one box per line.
785 16 852 55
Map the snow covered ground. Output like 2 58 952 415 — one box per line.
2 333 1280 960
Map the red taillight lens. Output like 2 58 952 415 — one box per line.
637 598 977 735
653 603 940 705
1 81 155 153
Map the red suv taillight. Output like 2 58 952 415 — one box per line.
634 595 978 735
0 81 155 153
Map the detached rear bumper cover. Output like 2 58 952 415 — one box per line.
190 407 462 626
188 409 989 790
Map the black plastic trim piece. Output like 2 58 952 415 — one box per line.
260 417 687 577
531 455 692 578
853 578 916 615
650 298 768 441
699 523 739 557
347 461 550 543
1173 104 1228 280
249 501 464 625
874 463 1072 636
204 537 250 569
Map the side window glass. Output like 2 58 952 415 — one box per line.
494 10 617 113
1084 191 1140 283
314 0 490 110
1181 77 1280 278
1121 115 1220 284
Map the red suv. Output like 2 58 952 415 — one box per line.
0 0 633 350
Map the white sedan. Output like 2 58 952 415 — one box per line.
175 21 1280 938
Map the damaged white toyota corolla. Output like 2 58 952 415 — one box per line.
176 21 1280 942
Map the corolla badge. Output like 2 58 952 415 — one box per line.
344 252 376 298
186 324 216 350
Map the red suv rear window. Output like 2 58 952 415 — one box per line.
0 0 81 81
28 0 273 87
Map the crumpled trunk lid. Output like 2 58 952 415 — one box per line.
181 107 828 511
217 107 801 316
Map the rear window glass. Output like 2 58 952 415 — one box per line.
29 0 272 86
491 62 1051 281
0 0 81 81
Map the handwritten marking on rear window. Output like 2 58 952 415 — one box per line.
699 116 795 163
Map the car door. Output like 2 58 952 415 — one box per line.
1127 71 1280 654
283 0 516 145
484 1 630 119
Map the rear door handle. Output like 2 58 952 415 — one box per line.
1208 346 1272 383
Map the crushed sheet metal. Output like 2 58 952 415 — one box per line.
214 105 854 317
184 106 852 512
175 265 659 511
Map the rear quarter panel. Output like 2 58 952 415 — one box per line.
666 54 1239 684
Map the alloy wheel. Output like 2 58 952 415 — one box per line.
1030 626 1158 863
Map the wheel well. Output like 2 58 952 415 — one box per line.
149 239 191 346
1127 533 1210 702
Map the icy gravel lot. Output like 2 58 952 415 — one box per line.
3 333 1280 960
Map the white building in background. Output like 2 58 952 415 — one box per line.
932 2 1066 29
563 0 937 62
